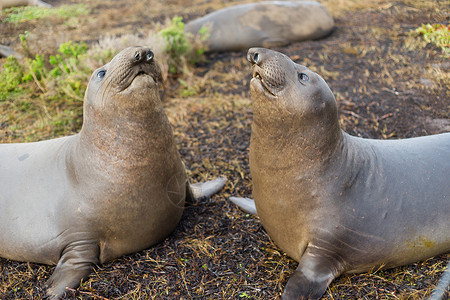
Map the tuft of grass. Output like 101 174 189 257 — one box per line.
3 4 90 23
413 24 449 57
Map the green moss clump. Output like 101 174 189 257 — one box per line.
414 24 449 57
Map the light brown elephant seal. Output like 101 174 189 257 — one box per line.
0 46 226 299
230 48 450 299
184 1 334 52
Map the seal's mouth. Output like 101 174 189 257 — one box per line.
109 48 162 93
136 71 146 77
251 66 277 97
120 64 162 93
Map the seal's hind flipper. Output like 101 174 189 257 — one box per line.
45 241 99 299
189 176 227 201
229 197 257 215
282 248 341 300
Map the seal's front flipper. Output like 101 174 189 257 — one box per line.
282 249 341 300
229 197 257 215
189 176 227 201
45 241 99 299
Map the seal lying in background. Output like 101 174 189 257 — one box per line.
0 46 226 299
185 1 334 52
230 48 450 299
0 0 51 10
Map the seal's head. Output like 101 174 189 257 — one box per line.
247 47 338 129
84 46 162 113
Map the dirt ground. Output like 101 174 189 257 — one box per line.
0 0 449 299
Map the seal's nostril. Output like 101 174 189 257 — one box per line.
253 52 259 63
134 51 141 61
146 51 154 62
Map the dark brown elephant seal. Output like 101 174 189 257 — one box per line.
230 48 450 299
0 46 226 299
185 1 334 52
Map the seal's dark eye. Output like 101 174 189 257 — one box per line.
97 70 106 79
298 73 309 82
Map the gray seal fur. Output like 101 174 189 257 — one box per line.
185 1 334 52
231 47 450 299
0 46 226 299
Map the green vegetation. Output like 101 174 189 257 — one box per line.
0 56 25 101
3 4 89 23
159 16 208 73
0 37 91 139
0 39 89 101
178 79 198 97
413 24 449 57
0 15 207 140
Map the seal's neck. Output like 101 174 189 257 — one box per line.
77 101 177 167
250 115 343 172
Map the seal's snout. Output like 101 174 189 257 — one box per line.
133 48 154 63
247 48 286 96
107 46 162 92
248 49 260 64
248 48 264 65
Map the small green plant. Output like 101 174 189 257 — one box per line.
0 56 25 100
158 16 207 74
49 41 89 77
196 25 210 56
178 79 198 97
3 4 89 23
414 24 449 57
23 54 46 82
159 16 190 73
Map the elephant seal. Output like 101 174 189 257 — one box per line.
230 48 450 299
0 46 226 299
184 1 334 52
0 0 51 10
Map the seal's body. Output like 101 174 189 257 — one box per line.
0 46 225 299
232 48 450 299
185 1 334 52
